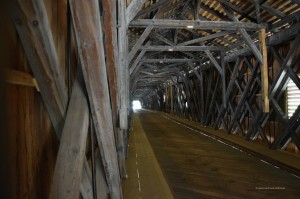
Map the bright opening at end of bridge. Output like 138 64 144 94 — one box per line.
132 100 142 110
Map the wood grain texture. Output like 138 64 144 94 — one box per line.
70 0 122 198
12 0 67 136
50 78 89 199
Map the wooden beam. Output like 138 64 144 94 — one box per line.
135 0 168 18
225 22 300 62
178 31 234 46
119 0 130 135
80 161 94 199
5 69 39 91
139 45 225 51
12 0 67 136
50 77 89 199
267 23 300 46
128 8 166 64
259 29 269 113
70 0 122 198
141 59 201 63
289 0 300 6
223 5 263 64
102 0 127 178
153 33 175 46
12 2 95 197
95 157 109 199
130 41 150 75
129 19 265 30
128 27 153 64
200 42 222 74
126 0 148 27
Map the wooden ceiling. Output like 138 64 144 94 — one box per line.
128 0 300 100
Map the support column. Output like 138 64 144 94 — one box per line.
259 28 270 113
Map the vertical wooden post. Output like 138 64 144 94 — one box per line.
118 0 129 132
221 51 226 108
170 80 174 115
259 28 270 113
103 0 127 179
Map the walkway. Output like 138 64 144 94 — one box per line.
123 110 300 199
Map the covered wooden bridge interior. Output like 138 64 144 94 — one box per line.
0 0 300 198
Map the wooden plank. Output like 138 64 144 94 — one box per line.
118 0 129 133
259 29 269 113
129 19 265 30
102 0 127 178
80 161 94 199
126 0 148 27
70 0 122 198
95 157 109 199
50 77 89 199
12 0 67 136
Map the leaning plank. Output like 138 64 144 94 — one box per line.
96 157 109 199
126 0 148 27
12 0 67 136
80 160 94 199
69 0 122 198
50 78 89 199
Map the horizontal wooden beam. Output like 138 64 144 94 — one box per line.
129 19 265 30
141 59 201 63
139 45 225 51
5 69 39 91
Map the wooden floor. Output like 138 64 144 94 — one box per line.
122 112 174 199
129 110 300 199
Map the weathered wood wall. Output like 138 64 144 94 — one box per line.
0 1 68 198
